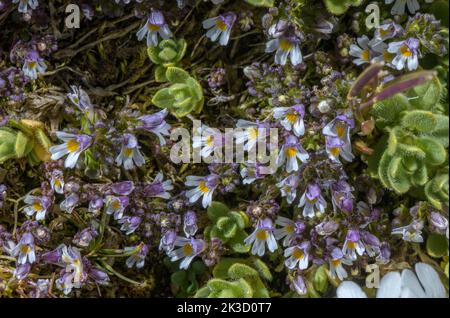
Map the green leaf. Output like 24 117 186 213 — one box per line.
152 88 175 109
171 271 187 286
407 76 442 111
166 67 190 84
14 131 33 158
401 110 438 133
207 202 230 220
372 94 410 128
228 263 259 279
387 156 411 193
416 137 447 166
244 0 274 7
426 234 449 258
154 65 168 83
323 0 363 15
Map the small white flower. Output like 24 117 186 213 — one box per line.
12 0 38 13
115 134 145 170
136 10 172 47
23 195 51 221
169 237 205 270
337 262 447 298
273 104 306 137
202 13 236 46
284 243 310 270
388 38 420 71
22 50 46 80
185 174 219 208
49 132 92 169
277 135 309 173
244 218 278 256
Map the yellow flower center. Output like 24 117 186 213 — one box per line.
292 248 304 260
379 28 389 38
111 200 121 210
347 241 357 249
361 49 370 61
332 259 341 268
330 147 340 157
206 135 214 147
124 148 134 158
215 19 228 31
400 46 412 57
33 201 43 211
147 24 160 32
198 181 210 194
183 243 193 256
20 245 30 254
67 139 80 153
248 128 258 140
280 39 293 52
286 113 298 124
284 224 294 234
28 61 37 69
336 124 346 138
256 229 269 241
285 147 297 158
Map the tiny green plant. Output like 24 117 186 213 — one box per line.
152 67 204 118
0 119 52 165
147 38 187 83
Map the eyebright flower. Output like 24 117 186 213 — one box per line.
193 125 224 159
388 38 420 71
202 13 236 46
159 229 177 254
430 212 449 239
185 174 220 208
276 174 300 204
12 232 36 265
273 104 306 137
337 262 446 298
385 0 423 15
183 211 198 238
235 120 270 152
277 135 309 173
374 22 404 42
136 10 172 47
169 236 206 270
50 170 65 194
343 229 365 261
329 248 353 281
60 246 85 291
22 50 46 80
105 195 129 220
115 133 145 170
73 226 98 247
298 183 327 219
13 0 38 14
349 35 385 66
138 109 171 145
118 215 142 235
284 242 310 270
290 274 307 295
240 161 265 185
391 220 424 243
23 195 51 221
49 132 92 169
323 115 355 163
59 193 79 214
144 172 173 199
67 86 94 121
274 216 305 247
361 231 381 257
125 243 149 269
244 218 278 256
266 28 303 66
